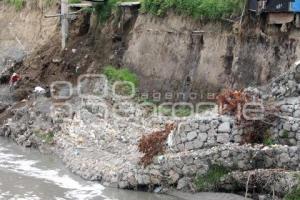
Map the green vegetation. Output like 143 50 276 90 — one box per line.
103 66 139 96
281 130 289 139
94 0 118 23
103 66 139 87
4 0 245 20
68 0 81 4
94 0 137 23
141 0 246 20
262 129 275 146
284 174 300 200
158 105 195 117
92 0 246 23
158 105 173 116
82 7 94 14
195 164 229 191
263 136 274 146
5 0 25 11
284 187 300 200
174 105 192 117
35 130 55 145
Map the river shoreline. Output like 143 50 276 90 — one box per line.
0 136 251 200
0 2 300 198
0 79 299 200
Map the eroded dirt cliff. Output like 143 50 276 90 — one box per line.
2 3 300 101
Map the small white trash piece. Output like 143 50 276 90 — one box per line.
33 86 46 94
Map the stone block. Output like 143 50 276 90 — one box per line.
217 133 230 143
177 177 191 190
185 141 194 150
187 131 197 141
218 122 231 133
294 110 300 118
198 133 208 142
199 124 210 132
193 140 203 149
292 123 299 132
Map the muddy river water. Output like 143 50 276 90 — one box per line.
0 138 179 200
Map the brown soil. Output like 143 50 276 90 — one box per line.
12 12 117 100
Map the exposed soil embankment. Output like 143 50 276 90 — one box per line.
2 3 300 101
0 1 59 66
121 13 299 99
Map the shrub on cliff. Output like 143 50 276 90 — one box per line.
141 0 246 20
103 65 139 87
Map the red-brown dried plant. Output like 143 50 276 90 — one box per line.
216 89 251 121
217 89 279 144
138 123 176 167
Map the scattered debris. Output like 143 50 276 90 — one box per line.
52 57 62 63
9 72 21 88
33 86 46 94
138 123 176 167
216 89 250 119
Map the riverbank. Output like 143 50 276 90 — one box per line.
0 1 300 199
0 74 299 199
0 137 188 200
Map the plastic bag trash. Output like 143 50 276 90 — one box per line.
157 155 165 164
154 186 162 193
74 149 80 156
33 86 46 94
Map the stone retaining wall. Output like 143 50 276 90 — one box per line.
117 144 300 189
167 116 242 152
268 64 300 100
270 97 300 146
166 98 300 151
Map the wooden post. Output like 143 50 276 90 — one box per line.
61 0 69 50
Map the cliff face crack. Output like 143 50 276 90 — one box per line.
181 33 204 101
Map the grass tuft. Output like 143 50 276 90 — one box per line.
103 66 139 96
103 65 139 87
141 0 245 20
93 0 245 23
281 130 289 139
5 0 25 11
34 130 55 145
68 0 81 4
263 137 274 146
195 164 229 191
